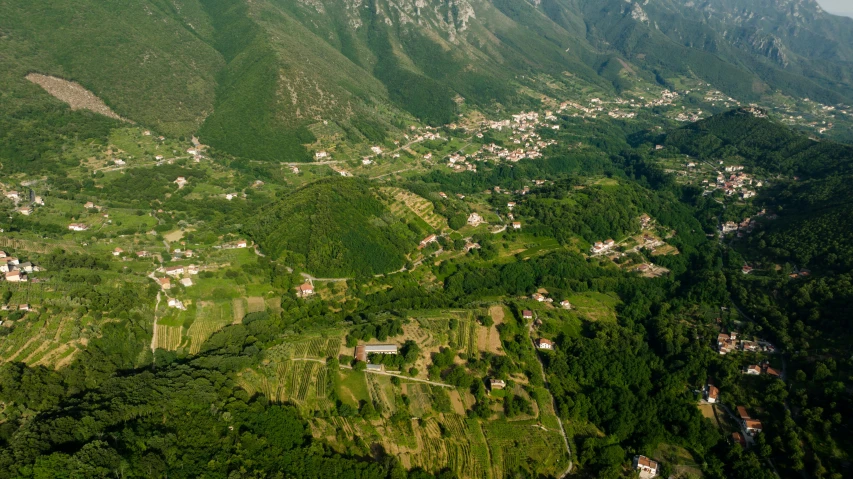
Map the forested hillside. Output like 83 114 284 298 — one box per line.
244 178 417 277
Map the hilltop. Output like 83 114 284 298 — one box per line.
244 177 420 277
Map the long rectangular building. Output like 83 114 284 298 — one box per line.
355 344 398 362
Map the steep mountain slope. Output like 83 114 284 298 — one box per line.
3 0 853 164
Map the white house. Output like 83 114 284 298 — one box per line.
706 385 719 403
633 455 659 478
68 223 89 232
535 338 553 350
5 270 26 283
164 266 184 277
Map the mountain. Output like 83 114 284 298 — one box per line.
657 107 853 178
244 177 419 277
3 0 853 164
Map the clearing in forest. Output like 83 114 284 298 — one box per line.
26 73 131 122
381 187 448 231
246 296 266 313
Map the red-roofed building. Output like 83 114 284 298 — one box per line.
706 385 719 403
297 283 314 297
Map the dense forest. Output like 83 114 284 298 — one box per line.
244 177 417 277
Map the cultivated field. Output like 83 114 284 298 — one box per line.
186 301 232 354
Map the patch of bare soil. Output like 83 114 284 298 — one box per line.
26 73 131 122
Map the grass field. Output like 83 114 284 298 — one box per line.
565 292 621 323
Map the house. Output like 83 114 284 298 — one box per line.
355 344 399 362
732 432 746 447
0 251 6 258
164 266 184 276
560 300 572 309
5 271 26 282
136 251 149 258
18 262 35 273
18 303 30 311
297 283 314 297
489 379 506 391
737 406 751 422
84 201 95 209
167 298 185 310
365 363 383 371
68 223 89 232
507 202 516 210
315 151 329 159
717 333 737 355
5 191 19 200
741 340 760 352
639 214 652 228
744 419 763 435
532 293 546 302
187 265 199 275
590 239 616 254
633 455 659 478
742 265 753 275
535 338 553 350
522 310 533 320
180 277 193 287
419 234 438 249
113 247 123 257
765 367 782 378
174 177 188 187
235 239 248 248
16 206 33 215
706 385 719 403
362 158 373 166
467 212 484 226
512 222 521 230
158 277 171 290
744 365 761 375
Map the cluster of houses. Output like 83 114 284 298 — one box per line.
5 189 45 216
716 331 776 355
721 209 775 238
0 252 39 283
703 165 761 200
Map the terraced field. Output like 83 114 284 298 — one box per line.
382 187 448 231
186 301 232 354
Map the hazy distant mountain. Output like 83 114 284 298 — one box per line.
2 0 853 160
